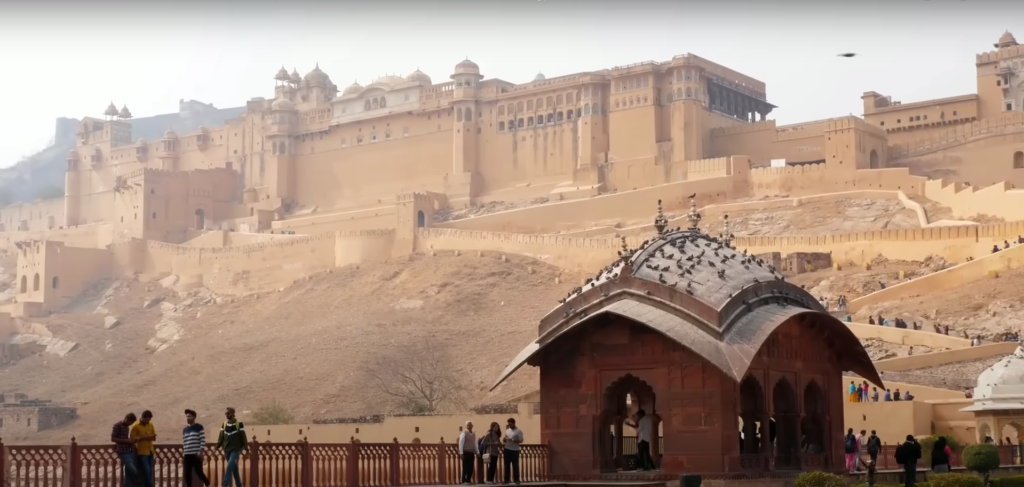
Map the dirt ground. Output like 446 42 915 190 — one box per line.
0 253 584 444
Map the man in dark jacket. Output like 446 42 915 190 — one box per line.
217 407 248 487
895 434 922 487
866 430 882 463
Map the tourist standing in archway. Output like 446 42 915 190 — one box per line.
626 409 655 471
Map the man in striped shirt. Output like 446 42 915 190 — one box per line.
183 409 210 487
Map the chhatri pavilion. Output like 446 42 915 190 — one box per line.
491 200 883 479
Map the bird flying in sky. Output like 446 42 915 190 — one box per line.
837 53 857 58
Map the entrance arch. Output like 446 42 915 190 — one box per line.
194 209 205 230
598 374 656 473
773 378 800 469
416 210 425 228
869 150 880 169
800 381 826 454
1015 151 1024 169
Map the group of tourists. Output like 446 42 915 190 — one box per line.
111 407 247 487
844 430 945 487
456 417 526 485
848 381 915 403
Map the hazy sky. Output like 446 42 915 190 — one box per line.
0 0 1021 167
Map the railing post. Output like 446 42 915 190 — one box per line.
248 436 260 487
345 437 358 487
389 438 399 486
545 440 552 480
62 436 81 487
0 437 6 487
436 437 446 485
301 437 312 487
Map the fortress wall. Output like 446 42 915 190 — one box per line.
924 179 1024 222
871 342 1018 373
0 223 114 251
748 165 927 198
416 228 645 272
848 242 1024 313
272 205 397 234
436 175 742 234
686 157 730 181
891 111 1024 159
336 229 396 267
845 322 971 349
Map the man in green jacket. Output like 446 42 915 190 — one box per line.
217 407 248 487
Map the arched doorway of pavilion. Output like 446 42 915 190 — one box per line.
773 378 801 470
738 375 776 471
596 374 658 473
800 380 827 455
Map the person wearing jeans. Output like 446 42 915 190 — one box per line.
111 413 139 487
216 407 248 487
131 410 158 487
503 418 523 485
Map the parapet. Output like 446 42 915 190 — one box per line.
825 116 887 138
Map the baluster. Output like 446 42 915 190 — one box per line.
435 438 446 485
248 436 260 487
345 438 358 487
301 438 312 487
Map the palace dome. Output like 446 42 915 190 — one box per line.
998 31 1018 48
406 69 432 84
453 59 480 75
491 199 883 391
271 97 295 111
369 75 407 87
342 81 364 96
104 102 118 117
304 64 331 85
163 129 177 139
274 66 290 81
290 69 302 84
534 73 546 81
962 345 1024 412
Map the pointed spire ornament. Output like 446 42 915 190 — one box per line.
619 235 630 264
721 214 733 247
687 197 702 230
654 199 669 235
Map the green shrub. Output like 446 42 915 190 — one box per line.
991 475 1024 486
249 400 295 425
793 470 845 487
928 472 983 487
962 443 1000 484
920 435 962 465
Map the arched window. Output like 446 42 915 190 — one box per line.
584 104 592 116
615 99 620 108
685 87 693 98
628 98 634 107
19 275 26 293
194 209 206 229
464 108 472 122
517 118 524 128
364 100 371 110
516 102 524 112
870 150 880 169
456 109 463 122
416 211 425 228
507 103 514 114
1015 151 1024 169
498 105 505 116
535 98 543 110
537 115 544 126
498 121 505 132
33 273 40 292
527 117 534 127
547 113 554 124
508 119 515 130
372 98 379 109
557 111 564 122
527 100 534 111
568 110 575 120
51 276 59 289
555 94 563 105
379 97 386 108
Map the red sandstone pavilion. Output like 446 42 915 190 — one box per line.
490 200 884 479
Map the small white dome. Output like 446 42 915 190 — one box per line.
406 69 432 84
271 97 295 111
343 82 364 96
977 346 1024 391
534 73 546 81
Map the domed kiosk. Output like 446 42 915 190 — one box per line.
962 345 1024 443
491 199 882 478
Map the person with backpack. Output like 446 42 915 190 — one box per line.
931 436 952 473
844 428 858 473
866 430 882 463
894 434 921 487
216 407 247 487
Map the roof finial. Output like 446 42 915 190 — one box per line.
721 214 733 247
619 235 630 264
687 196 702 230
654 199 668 235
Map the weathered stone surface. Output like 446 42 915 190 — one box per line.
103 316 121 329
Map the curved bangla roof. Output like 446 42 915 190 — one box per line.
491 200 883 391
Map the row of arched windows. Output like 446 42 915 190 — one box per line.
455 108 473 122
616 76 650 93
497 92 578 117
615 96 651 109
363 96 387 111
18 274 58 293
497 104 609 132
271 141 290 155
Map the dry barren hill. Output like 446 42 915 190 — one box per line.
0 253 584 444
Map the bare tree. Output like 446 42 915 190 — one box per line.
369 337 467 414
